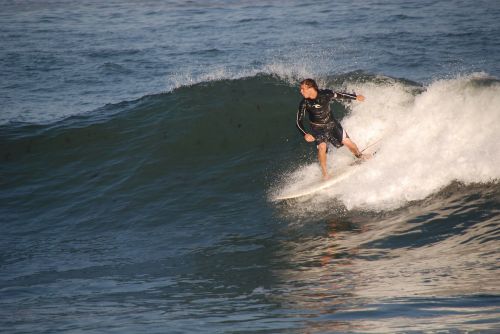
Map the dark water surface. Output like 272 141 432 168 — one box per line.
1 1 499 333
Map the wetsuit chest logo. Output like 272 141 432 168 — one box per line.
312 104 322 109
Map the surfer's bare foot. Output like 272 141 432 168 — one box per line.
322 174 331 181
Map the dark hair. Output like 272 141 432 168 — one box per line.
300 78 318 91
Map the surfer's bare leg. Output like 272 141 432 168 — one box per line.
317 142 330 180
342 137 366 159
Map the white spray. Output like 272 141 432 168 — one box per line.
276 73 500 211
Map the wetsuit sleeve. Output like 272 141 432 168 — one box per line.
332 91 357 100
296 100 307 136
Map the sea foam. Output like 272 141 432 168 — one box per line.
281 73 500 211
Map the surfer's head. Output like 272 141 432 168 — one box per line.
300 78 319 99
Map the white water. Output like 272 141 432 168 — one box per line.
276 73 500 211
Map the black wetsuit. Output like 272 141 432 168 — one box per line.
296 89 357 148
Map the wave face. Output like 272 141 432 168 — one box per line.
1 72 499 333
1 75 298 237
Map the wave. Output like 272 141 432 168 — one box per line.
2 75 295 163
0 71 421 159
2 72 499 213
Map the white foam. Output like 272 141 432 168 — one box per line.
277 73 500 211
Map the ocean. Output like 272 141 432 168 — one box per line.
1 0 499 333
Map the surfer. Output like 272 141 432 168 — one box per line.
296 78 368 180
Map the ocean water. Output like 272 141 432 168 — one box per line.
1 0 499 333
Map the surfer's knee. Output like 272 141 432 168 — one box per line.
317 142 328 153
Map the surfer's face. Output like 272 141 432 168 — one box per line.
300 84 317 99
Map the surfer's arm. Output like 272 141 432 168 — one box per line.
296 102 308 136
333 92 365 101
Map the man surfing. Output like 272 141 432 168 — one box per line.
296 78 369 180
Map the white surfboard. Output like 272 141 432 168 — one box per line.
272 165 360 201
271 138 382 201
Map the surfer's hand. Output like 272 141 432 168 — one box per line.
304 134 315 142
356 94 365 101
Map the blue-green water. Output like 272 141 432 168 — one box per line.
1 1 499 333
